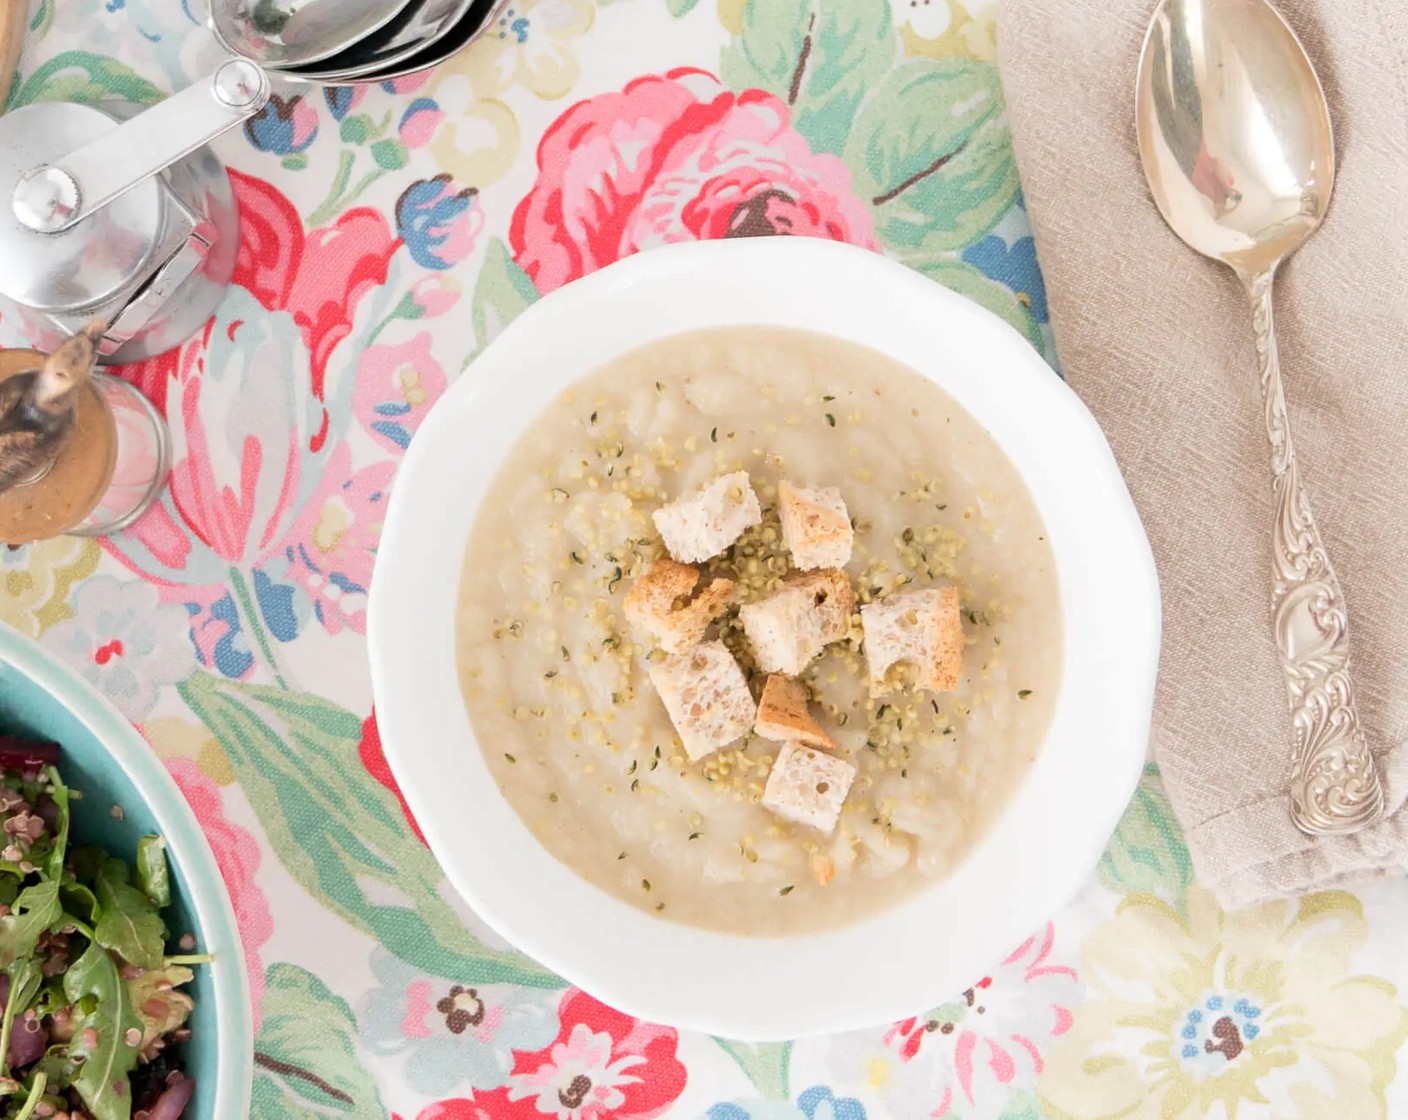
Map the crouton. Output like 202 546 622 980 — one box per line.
793 569 855 642
624 558 736 653
738 569 856 675
653 471 762 563
861 587 964 695
762 742 856 834
778 480 852 570
754 674 835 750
648 640 756 761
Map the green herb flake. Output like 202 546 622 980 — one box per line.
1018 689 1033 700
618 852 627 861
548 792 559 803
642 879 651 891
825 413 836 427
570 552 584 565
630 779 640 792
779 885 794 896
626 760 637 775
822 395 836 402
710 427 718 442
688 832 702 840
504 753 517 764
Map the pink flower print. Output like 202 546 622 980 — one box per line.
275 445 394 634
228 170 397 448
164 298 314 567
409 275 462 318
165 758 274 1032
353 332 448 453
382 72 433 96
473 990 685 1120
827 923 1077 1119
508 1022 643 1117
511 68 876 294
399 98 445 149
105 170 401 678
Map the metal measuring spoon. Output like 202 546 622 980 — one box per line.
1135 0 1385 836
279 0 476 83
211 0 417 69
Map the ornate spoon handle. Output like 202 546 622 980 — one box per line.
1246 270 1385 835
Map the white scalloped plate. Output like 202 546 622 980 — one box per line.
369 237 1160 1040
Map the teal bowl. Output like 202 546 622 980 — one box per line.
0 622 253 1119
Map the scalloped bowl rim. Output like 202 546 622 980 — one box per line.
0 622 254 1115
369 237 1160 1040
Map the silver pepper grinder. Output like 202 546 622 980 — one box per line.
0 59 273 364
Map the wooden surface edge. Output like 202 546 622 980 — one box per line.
0 0 25 112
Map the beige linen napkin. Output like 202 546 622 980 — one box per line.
996 0 1408 906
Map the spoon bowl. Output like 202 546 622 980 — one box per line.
1136 0 1335 277
1135 0 1385 836
211 0 415 69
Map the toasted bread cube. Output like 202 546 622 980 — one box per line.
861 587 964 696
648 640 756 761
779 481 853 570
793 569 855 642
738 569 856 675
754 674 834 750
762 742 856 833
653 471 762 563
624 559 736 653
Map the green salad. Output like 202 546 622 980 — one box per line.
0 737 201 1120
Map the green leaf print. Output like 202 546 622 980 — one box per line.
846 57 1020 254
666 0 702 14
720 0 894 156
1097 763 1193 909
251 964 386 1119
913 258 1044 354
467 238 540 369
713 1039 792 1100
178 671 563 989
9 51 165 111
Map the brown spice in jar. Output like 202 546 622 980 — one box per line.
0 350 115 545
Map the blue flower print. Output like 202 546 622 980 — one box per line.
962 235 1049 323
244 93 319 156
707 1087 866 1120
395 175 481 270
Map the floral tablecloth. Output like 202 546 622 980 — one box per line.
6 0 1408 1117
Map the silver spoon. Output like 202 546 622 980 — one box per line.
1136 0 1385 835
211 0 418 69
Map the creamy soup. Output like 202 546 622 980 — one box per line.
457 327 1062 934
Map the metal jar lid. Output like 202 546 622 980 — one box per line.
0 102 164 315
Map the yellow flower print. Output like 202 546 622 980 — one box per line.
143 716 235 786
1039 887 1408 1120
896 0 997 63
0 538 100 638
424 65 520 191
439 0 594 101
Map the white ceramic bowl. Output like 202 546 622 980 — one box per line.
369 237 1160 1040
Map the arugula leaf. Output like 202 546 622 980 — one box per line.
44 768 69 883
0 884 60 970
0 958 42 1076
64 942 141 1120
60 883 97 924
134 836 169 910
93 860 164 971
